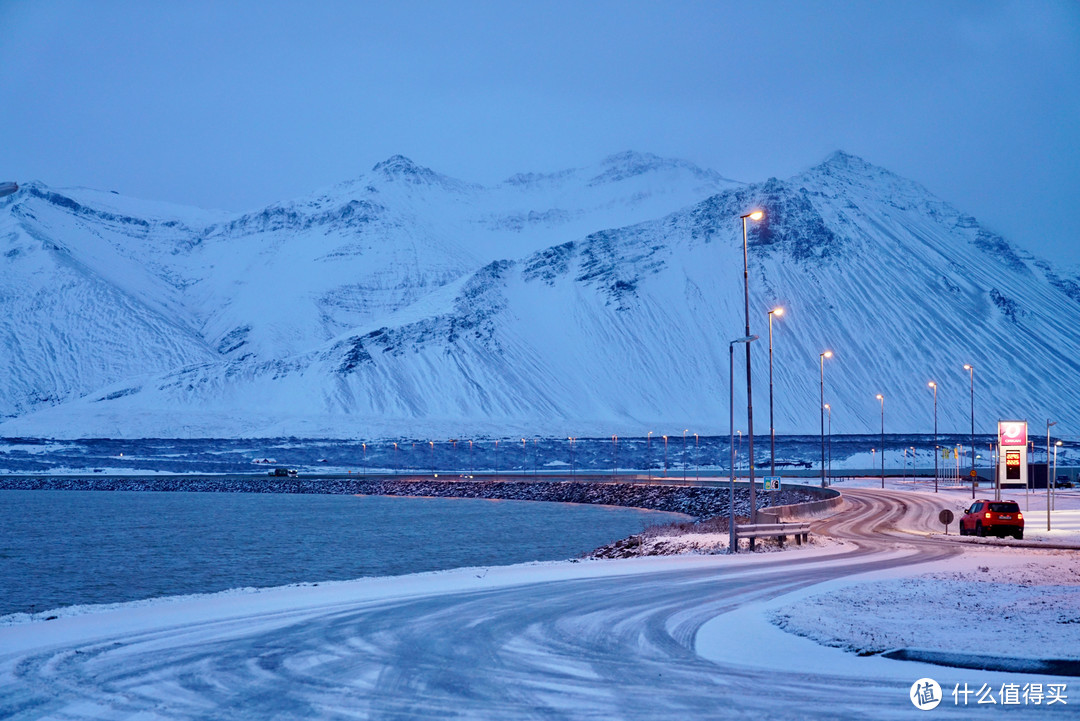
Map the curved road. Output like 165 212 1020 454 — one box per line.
0 489 1035 719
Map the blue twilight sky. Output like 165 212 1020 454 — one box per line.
2 0 1078 264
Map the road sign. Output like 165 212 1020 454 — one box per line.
938 509 954 534
763 476 781 491
969 469 978 478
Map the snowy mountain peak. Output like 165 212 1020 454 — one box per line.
370 155 463 189
590 151 729 186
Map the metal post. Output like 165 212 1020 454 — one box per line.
965 364 975 497
820 354 827 487
741 214 758 521
877 394 885 488
683 429 688 481
929 382 938 493
768 308 782 478
729 341 737 553
1047 421 1056 531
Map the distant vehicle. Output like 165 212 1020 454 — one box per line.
0 182 17 198
1054 475 1074 489
269 467 298 477
959 499 1023 539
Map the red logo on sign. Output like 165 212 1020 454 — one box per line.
998 421 1027 447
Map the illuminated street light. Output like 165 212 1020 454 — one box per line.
963 364 976 498
663 435 668 476
876 394 885 488
647 430 653 475
928 381 938 493
820 351 833 488
683 429 689 481
768 307 784 478
740 210 765 521
730 335 758 551
1047 420 1057 530
1054 440 1063 513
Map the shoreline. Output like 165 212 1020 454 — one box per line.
0 475 828 521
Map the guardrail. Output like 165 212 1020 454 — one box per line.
734 522 812 551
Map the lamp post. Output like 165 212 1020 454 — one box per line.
740 210 764 521
730 335 758 552
469 440 474 476
663 435 668 476
522 438 527 476
1054 440 1062 512
568 437 575 479
876 394 885 488
768 307 784 478
928 381 938 493
647 431 653 475
683 429 688 481
495 439 500 478
1047 420 1057 530
429 440 435 475
362 442 367 478
963 365 975 497
612 435 618 477
694 433 699 481
825 404 832 482
393 442 399 475
820 351 833 487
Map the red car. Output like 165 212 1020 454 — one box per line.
960 499 1023 539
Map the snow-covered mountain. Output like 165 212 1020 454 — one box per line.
2 151 1077 438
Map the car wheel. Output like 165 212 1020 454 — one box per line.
1014 530 1023 540
976 523 985 537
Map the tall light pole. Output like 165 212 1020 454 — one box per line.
1054 440 1062 513
568 437 575 479
963 364 975 497
819 351 833 487
768 307 784 478
740 210 765 520
876 394 884 488
730 335 758 551
694 433 699 481
683 429 688 481
1047 420 1057 530
662 435 668 476
647 431 653 475
928 381 938 493
825 404 832 481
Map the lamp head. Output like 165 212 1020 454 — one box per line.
742 210 765 221
876 394 883 400
928 381 936 388
770 306 784 317
963 364 972 371
824 403 830 410
1056 440 1063 446
822 350 833 359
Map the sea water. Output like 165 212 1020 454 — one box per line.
0 490 683 616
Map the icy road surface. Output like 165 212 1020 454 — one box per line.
1 489 1073 719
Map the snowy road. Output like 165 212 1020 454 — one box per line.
1 490 1066 719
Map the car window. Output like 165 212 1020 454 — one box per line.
989 502 1019 513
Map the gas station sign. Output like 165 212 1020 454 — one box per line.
998 421 1027 447
997 420 1028 490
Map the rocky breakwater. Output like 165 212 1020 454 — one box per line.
0 476 821 521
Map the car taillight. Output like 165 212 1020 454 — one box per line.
985 512 992 518
1017 513 1023 520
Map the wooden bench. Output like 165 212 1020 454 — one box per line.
733 522 812 551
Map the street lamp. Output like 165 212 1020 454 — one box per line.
730 335 758 551
1047 420 1057 530
963 364 975 497
522 438 528 476
876 394 884 488
928 381 938 493
694 433 699 481
683 429 689 481
429 440 435 475
768 307 784 478
647 431 653 475
1054 440 1062 513
820 351 833 488
740 210 765 520
663 435 668 476
825 403 833 481
568 437 575 479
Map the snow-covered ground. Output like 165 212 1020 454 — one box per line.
2 482 1076 718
